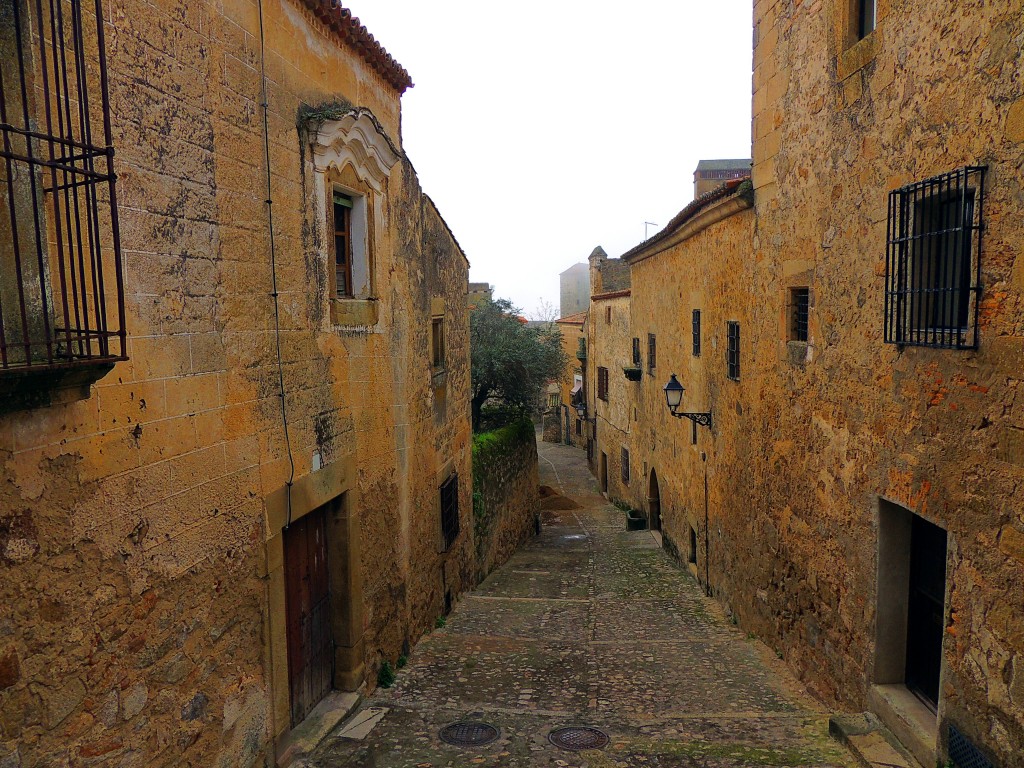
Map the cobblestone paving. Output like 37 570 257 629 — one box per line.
308 437 855 768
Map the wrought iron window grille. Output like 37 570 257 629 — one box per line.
789 288 809 342
692 309 701 356
647 333 656 373
884 166 985 350
727 322 740 381
440 473 459 550
1 0 126 380
597 366 609 401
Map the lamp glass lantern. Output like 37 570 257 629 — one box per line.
663 373 685 415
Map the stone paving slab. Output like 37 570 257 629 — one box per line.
590 639 799 718
448 596 592 642
311 705 851 768
376 633 591 713
474 562 594 600
590 597 726 642
308 437 855 768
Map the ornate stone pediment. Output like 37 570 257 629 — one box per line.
308 108 401 192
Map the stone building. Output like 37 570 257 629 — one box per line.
558 261 590 317
467 281 492 310
551 312 586 447
0 2 472 766
693 158 752 197
613 178 755 546
742 1 1024 764
586 288 634 500
597 1 1024 765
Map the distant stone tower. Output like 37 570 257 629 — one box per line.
589 245 630 295
559 262 590 317
693 159 751 198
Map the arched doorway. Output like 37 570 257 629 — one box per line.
648 469 662 531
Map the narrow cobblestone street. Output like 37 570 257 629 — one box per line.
307 438 855 767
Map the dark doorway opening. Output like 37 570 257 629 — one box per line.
284 506 334 726
688 525 698 564
906 515 947 710
599 452 608 493
648 469 661 531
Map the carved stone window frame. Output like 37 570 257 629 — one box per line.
307 109 401 328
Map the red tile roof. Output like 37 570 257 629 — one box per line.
591 289 631 301
302 2 414 94
556 312 587 325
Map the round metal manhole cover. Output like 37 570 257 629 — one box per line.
548 726 610 751
438 721 500 747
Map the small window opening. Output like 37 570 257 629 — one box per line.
440 473 459 551
647 333 657 373
858 0 877 40
632 337 641 366
789 288 810 342
605 306 612 324
689 526 698 565
692 310 701 356
727 322 740 381
620 447 630 485
333 191 353 298
431 316 445 369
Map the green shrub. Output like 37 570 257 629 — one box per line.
377 660 396 688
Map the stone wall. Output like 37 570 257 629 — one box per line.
624 193 756 575
0 1 471 765
588 293 635 503
472 419 540 579
744 0 1024 763
554 316 586 449
611 1 1024 764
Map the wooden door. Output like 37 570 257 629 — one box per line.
284 507 333 726
905 515 946 710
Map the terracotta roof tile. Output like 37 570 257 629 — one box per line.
555 312 587 325
302 2 414 93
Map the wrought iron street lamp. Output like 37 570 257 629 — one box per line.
663 374 712 429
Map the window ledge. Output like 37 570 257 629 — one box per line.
331 298 379 328
838 29 880 81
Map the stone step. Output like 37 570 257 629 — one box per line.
829 712 926 768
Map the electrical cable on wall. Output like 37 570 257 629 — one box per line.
257 0 296 529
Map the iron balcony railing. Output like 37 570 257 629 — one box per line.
1 0 126 375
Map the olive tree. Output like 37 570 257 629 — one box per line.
470 297 568 432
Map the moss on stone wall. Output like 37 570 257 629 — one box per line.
472 417 539 578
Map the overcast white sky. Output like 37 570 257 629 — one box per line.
347 1 753 317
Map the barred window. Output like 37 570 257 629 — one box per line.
789 288 809 342
597 366 609 401
692 310 701 356
1 0 126 379
631 337 641 366
620 447 630 485
431 316 445 368
884 167 985 350
440 473 459 550
575 417 582 436
647 333 656 373
727 322 740 381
